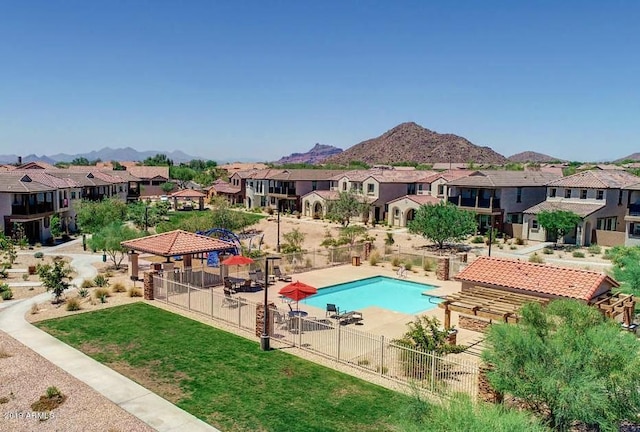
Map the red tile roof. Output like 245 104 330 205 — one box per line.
170 189 207 198
121 230 235 256
126 166 169 181
387 194 442 205
523 201 605 217
455 256 619 301
547 170 639 189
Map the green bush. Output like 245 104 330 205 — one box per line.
404 262 413 271
94 288 110 301
572 250 585 258
391 256 402 267
66 297 81 311
542 247 554 255
587 244 601 255
369 251 381 266
93 274 109 287
78 288 89 298
45 386 62 399
423 257 436 272
34 251 44 259
515 237 525 246
528 253 544 264
1 289 13 300
471 235 484 244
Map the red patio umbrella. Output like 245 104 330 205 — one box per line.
221 255 254 279
279 281 317 311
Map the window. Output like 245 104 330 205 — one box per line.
437 184 445 196
564 189 572 198
311 181 317 191
596 190 604 200
631 223 640 237
506 213 523 224
549 188 557 198
394 208 400 218
580 189 587 199
531 219 539 230
342 182 347 191
619 190 623 205
71 192 76 199
516 187 522 203
596 217 617 231
417 184 424 193
406 184 415 195
367 183 375 194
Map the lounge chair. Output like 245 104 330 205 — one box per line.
250 270 265 287
337 311 364 325
272 310 288 330
273 265 292 282
223 278 237 294
326 303 340 318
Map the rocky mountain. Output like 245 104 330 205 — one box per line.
508 151 564 163
615 153 640 162
0 147 197 165
325 122 507 165
275 143 343 165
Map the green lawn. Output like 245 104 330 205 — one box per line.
36 303 410 431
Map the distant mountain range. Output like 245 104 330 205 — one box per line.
275 143 343 165
615 153 640 163
507 151 564 163
0 147 198 165
325 122 507 165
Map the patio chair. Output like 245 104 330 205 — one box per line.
238 278 252 292
273 265 292 282
255 269 269 286
223 278 237 294
222 287 238 307
272 310 288 330
337 311 364 325
250 270 265 287
326 303 340 318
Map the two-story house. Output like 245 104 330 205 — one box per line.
387 170 470 227
524 170 640 246
623 181 640 246
446 170 561 237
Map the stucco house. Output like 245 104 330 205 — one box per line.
523 170 640 246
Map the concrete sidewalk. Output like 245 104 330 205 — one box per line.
0 256 220 432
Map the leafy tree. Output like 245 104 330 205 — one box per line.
608 246 640 297
393 315 464 355
483 300 640 431
49 214 62 239
88 222 141 269
326 191 367 226
320 225 368 248
280 228 306 254
537 210 582 244
111 160 125 170
0 234 17 265
75 198 127 233
160 181 175 193
407 202 477 249
37 259 72 303
127 202 161 231
142 153 173 166
169 166 196 188
71 157 90 166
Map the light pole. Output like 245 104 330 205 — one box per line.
261 256 281 351
276 210 281 253
144 205 149 232
488 215 494 257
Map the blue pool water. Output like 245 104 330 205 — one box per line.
302 276 441 314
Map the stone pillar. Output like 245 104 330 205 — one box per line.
183 254 192 269
128 252 139 280
445 329 458 345
256 302 277 337
143 271 156 300
436 257 450 280
456 252 468 263
478 364 503 403
163 261 174 274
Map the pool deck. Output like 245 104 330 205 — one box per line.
232 262 474 344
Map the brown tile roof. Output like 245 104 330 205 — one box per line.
523 201 605 217
302 190 340 200
546 170 639 189
121 230 235 256
388 194 442 205
419 170 470 183
15 161 57 170
455 256 618 301
330 169 430 183
170 189 207 198
126 166 169 181
268 169 346 181
447 170 561 187
0 172 58 192
209 180 241 194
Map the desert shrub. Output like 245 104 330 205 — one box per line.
81 279 95 288
404 262 413 271
471 235 484 244
510 245 517 250
111 282 126 293
45 386 62 399
128 287 142 297
104 270 114 278
572 250 585 258
369 251 381 266
22 274 28 281
391 256 402 267
542 247 554 255
93 274 109 287
515 237 525 245
423 257 437 272
528 253 544 264
34 251 44 259
78 288 89 298
587 244 601 255
1 289 13 300
30 303 39 314
65 297 81 311
385 232 395 246
94 288 110 300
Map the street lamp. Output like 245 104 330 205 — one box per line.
260 256 281 351
276 210 281 253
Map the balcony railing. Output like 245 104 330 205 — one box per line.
11 203 54 216
268 187 297 196
447 195 500 209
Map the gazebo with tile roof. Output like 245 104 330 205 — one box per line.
121 230 236 280
170 189 207 210
439 256 634 330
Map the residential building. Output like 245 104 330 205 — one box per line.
523 170 639 246
207 179 242 205
446 170 560 237
125 166 170 197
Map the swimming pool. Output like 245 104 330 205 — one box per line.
302 276 441 315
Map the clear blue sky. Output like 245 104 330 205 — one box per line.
1 1 638 162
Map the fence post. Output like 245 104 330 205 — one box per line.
238 301 242 328
210 287 214 318
430 352 436 392
336 322 341 361
380 335 385 376
188 284 191 310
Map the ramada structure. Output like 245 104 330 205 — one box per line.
439 256 635 330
